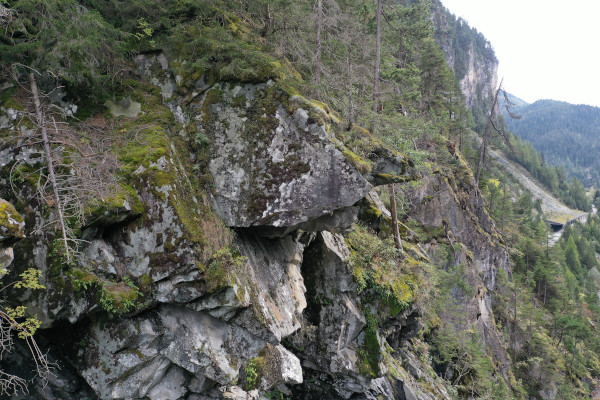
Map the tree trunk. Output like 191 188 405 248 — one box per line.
475 79 503 186
475 119 491 187
501 180 506 233
315 0 323 88
389 184 403 253
543 281 547 305
29 72 70 263
372 0 382 113
512 281 517 361
346 50 354 129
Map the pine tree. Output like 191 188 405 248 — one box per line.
0 0 126 87
564 235 583 281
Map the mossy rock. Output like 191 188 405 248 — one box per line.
84 184 145 227
0 199 25 242
341 148 372 175
199 81 371 228
357 317 382 377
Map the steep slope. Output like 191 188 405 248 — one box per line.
3 1 600 399
432 0 498 129
486 144 585 225
0 52 504 399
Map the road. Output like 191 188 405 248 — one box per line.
486 147 587 245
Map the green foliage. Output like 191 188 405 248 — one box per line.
69 267 143 315
1 268 45 339
347 225 420 312
170 23 285 84
12 268 45 291
264 389 291 400
505 99 600 189
479 157 600 398
135 17 156 48
203 246 245 293
0 260 44 359
0 0 128 88
564 235 583 281
99 279 143 314
356 308 382 377
244 357 263 391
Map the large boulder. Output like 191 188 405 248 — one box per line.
195 82 372 232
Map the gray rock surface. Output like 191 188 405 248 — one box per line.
70 304 302 399
0 52 497 400
197 82 372 230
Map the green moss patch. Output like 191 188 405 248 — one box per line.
342 148 372 175
0 199 25 240
347 225 422 313
357 309 382 377
169 22 286 86
68 267 143 315
84 183 145 226
202 246 245 294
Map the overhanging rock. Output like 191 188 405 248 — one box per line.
197 83 372 232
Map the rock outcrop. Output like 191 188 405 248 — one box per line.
432 0 499 125
198 82 372 232
0 51 513 400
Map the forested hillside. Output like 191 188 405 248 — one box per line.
0 1 599 399
504 98 600 189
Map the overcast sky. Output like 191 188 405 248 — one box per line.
440 0 600 107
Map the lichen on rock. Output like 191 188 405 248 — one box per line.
196 82 372 231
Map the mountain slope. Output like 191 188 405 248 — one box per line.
1 1 600 400
504 98 600 187
486 145 585 225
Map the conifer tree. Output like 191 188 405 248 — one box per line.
565 235 583 281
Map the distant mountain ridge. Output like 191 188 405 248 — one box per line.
503 96 600 187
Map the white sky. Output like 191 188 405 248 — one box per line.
440 0 600 107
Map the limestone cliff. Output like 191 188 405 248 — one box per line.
431 0 499 128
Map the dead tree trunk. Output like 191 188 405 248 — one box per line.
475 82 502 186
315 0 323 88
475 78 518 187
389 184 404 253
29 72 71 263
372 0 382 113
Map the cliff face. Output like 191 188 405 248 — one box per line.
431 0 499 128
0 53 430 399
0 49 515 399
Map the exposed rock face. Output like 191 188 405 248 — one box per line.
0 52 510 400
232 232 308 342
432 0 499 123
64 304 301 399
295 231 366 382
196 82 372 232
407 168 513 380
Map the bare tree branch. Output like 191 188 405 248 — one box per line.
29 72 71 263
